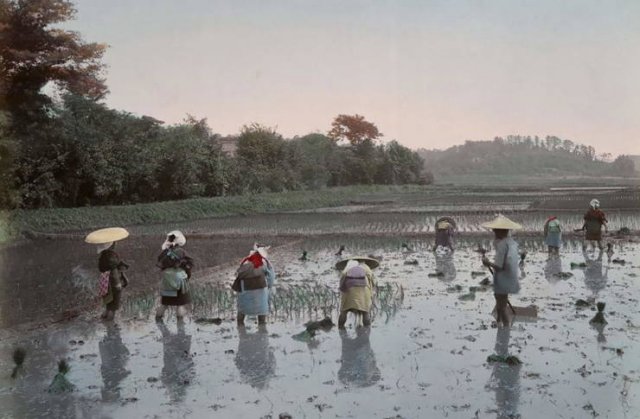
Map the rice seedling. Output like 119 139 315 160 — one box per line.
11 348 26 379
48 359 75 393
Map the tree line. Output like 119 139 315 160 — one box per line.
0 93 428 209
0 0 426 209
418 135 637 177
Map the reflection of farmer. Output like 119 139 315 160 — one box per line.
85 228 130 321
581 199 608 251
156 231 194 321
583 250 608 296
490 327 521 419
235 325 276 389
99 324 130 402
543 216 562 255
434 252 457 281
338 328 381 388
543 254 562 283
481 215 521 328
158 321 194 403
434 217 456 252
233 244 276 326
335 257 379 329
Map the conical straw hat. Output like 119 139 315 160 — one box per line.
335 256 380 271
481 215 522 230
85 227 130 244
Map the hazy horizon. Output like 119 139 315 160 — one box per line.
68 0 639 156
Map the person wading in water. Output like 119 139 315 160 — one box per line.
85 227 130 322
481 215 522 328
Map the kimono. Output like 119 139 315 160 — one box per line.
435 217 456 249
492 237 520 295
339 264 376 314
584 209 607 241
233 254 276 316
157 246 193 306
98 247 128 312
544 218 562 248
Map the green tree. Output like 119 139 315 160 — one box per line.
0 0 107 126
234 124 293 193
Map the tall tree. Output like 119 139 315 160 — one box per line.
328 114 382 146
0 0 107 127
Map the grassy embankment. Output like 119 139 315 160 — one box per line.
435 174 640 188
1 185 428 240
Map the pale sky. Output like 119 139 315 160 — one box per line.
70 0 640 155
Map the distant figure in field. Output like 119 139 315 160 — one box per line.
233 244 276 326
335 257 379 329
581 199 608 251
543 216 562 255
156 231 194 322
84 227 130 321
481 215 522 328
434 216 456 252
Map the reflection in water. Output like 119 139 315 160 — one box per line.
592 322 607 343
338 328 381 388
434 252 457 281
490 328 521 419
583 250 608 296
159 321 194 402
100 324 130 402
543 255 562 283
235 325 276 389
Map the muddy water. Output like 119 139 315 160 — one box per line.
0 236 287 328
1 237 639 418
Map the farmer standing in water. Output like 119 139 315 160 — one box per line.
85 227 130 321
581 199 608 251
543 216 562 255
156 230 194 322
233 244 276 326
481 215 522 328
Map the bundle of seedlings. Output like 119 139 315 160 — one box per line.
10 348 26 379
48 360 75 393
589 302 608 325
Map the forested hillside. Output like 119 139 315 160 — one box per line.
418 136 637 178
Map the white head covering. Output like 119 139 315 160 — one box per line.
96 242 114 254
162 230 186 250
253 242 271 259
590 199 600 209
343 259 359 274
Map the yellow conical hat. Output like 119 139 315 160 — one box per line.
481 215 522 230
85 227 129 244
335 256 380 271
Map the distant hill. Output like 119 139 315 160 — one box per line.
417 135 637 178
628 155 640 172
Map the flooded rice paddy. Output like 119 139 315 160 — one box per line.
1 235 640 418
0 188 639 418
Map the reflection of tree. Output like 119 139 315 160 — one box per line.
338 328 381 388
434 253 457 281
159 321 194 403
100 324 130 402
490 328 521 419
235 325 276 389
583 250 608 296
543 255 562 283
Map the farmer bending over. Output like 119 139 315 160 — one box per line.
337 257 379 328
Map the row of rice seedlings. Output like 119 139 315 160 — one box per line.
270 283 339 319
190 284 235 317
371 283 405 323
121 293 156 318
